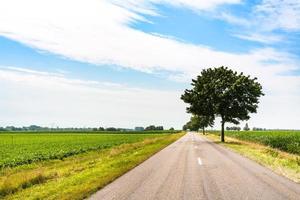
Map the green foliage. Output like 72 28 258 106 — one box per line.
182 66 264 123
217 131 300 155
183 115 214 131
226 126 241 131
181 66 264 141
243 123 250 131
105 127 117 131
0 133 172 168
145 125 164 131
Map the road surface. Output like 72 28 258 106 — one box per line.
90 132 300 200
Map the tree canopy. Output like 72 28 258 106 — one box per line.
183 115 214 134
181 66 264 142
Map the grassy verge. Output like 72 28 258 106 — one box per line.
204 133 300 183
208 130 300 155
0 133 184 200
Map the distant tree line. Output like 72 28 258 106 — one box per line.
0 125 167 132
145 125 164 131
226 125 267 131
94 127 132 132
0 125 51 131
252 127 267 131
226 126 241 131
94 125 165 131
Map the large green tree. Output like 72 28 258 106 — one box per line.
181 66 264 142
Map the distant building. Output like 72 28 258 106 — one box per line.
135 127 144 131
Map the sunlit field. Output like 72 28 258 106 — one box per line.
0 132 175 168
0 132 183 199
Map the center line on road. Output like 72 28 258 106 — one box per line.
197 157 203 166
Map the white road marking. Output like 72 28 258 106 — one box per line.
197 157 203 166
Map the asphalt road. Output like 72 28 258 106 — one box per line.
90 132 300 200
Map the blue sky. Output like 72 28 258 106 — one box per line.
0 0 300 129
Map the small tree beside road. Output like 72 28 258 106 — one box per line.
194 115 214 135
183 115 214 134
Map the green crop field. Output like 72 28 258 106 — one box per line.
0 132 183 199
0 132 170 168
212 131 300 155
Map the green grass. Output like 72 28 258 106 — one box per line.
0 133 173 168
205 133 300 183
211 130 300 155
0 133 184 199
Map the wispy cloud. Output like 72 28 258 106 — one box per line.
219 12 251 27
218 0 300 43
0 66 65 77
254 0 300 32
112 0 241 14
233 33 284 44
0 0 297 79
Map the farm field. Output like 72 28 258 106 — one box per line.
212 131 300 155
0 132 184 199
0 132 172 168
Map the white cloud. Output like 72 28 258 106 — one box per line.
0 0 299 128
0 67 188 128
218 12 251 27
0 0 296 79
0 66 65 77
0 0 244 76
112 0 241 14
255 0 300 32
219 0 300 43
233 33 284 44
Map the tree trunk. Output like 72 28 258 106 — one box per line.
202 127 205 135
221 121 225 142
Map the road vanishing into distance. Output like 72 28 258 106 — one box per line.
90 132 300 200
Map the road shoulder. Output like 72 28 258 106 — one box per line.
203 133 300 183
